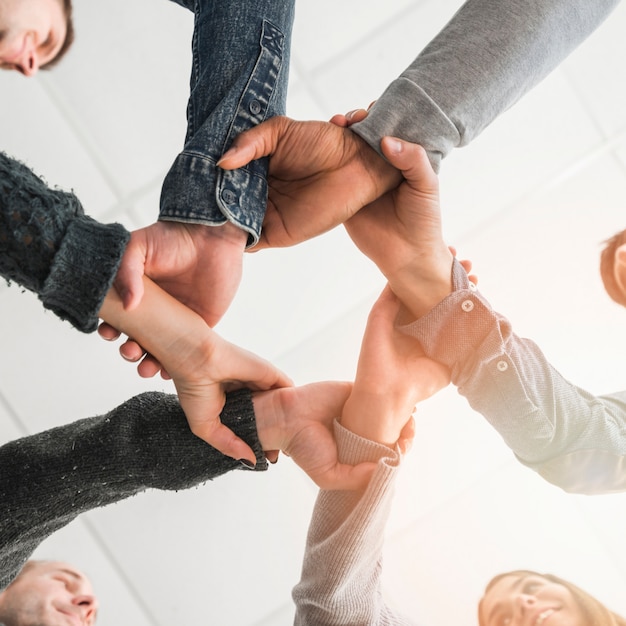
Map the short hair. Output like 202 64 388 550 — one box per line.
600 228 626 308
478 570 626 626
41 0 75 70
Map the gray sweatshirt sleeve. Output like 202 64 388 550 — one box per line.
293 422 416 626
0 151 129 332
399 260 626 495
352 0 620 170
0 389 266 591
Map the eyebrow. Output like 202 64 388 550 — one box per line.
58 568 83 581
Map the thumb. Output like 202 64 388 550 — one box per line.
115 239 148 310
313 461 376 490
218 116 289 169
380 137 438 196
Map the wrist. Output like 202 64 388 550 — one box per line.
390 249 454 319
340 388 412 448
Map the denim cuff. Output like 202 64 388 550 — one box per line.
159 19 288 247
159 151 267 246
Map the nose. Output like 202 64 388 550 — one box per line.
512 593 536 621
16 36 39 77
72 595 99 624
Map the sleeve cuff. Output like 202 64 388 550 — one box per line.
40 216 130 333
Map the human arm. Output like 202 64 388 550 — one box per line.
0 389 266 592
0 151 290 462
218 0 619 250
348 137 626 495
352 0 620 171
0 151 129 332
98 275 291 464
292 288 448 625
0 379 379 592
112 0 295 325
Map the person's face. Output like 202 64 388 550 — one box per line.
479 573 585 626
0 561 98 625
0 0 66 76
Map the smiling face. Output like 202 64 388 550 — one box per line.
0 0 67 75
0 560 99 626
479 573 585 626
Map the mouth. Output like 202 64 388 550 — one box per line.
535 608 557 626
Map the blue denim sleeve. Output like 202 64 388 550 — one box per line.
160 0 295 246
399 260 626 495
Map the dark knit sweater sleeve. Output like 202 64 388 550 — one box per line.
0 389 266 590
0 152 129 332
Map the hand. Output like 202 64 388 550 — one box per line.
99 277 292 464
345 137 453 319
217 116 402 250
252 381 376 490
99 220 247 376
340 286 450 446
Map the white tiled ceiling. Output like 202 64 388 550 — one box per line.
2 0 626 624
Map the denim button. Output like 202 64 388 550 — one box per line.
222 189 237 205
249 99 262 115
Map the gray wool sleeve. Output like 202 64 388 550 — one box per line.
0 388 266 591
352 0 620 171
0 151 129 332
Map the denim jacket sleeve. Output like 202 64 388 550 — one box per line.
160 0 294 246
351 0 620 172
399 260 626 495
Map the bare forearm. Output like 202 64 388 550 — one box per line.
99 277 212 378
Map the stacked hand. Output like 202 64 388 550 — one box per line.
99 277 291 465
217 116 402 249
340 286 450 447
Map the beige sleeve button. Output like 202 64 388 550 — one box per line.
497 360 508 372
461 300 474 312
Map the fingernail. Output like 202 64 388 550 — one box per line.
386 137 403 154
239 458 256 469
217 146 237 166
346 110 357 121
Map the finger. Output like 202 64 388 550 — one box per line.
380 137 438 194
220 341 293 390
459 258 472 274
192 419 258 465
398 416 416 456
217 116 288 170
344 108 368 125
98 322 121 341
265 450 280 464
311 461 376 490
119 339 146 363
329 113 350 127
136 354 164 379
